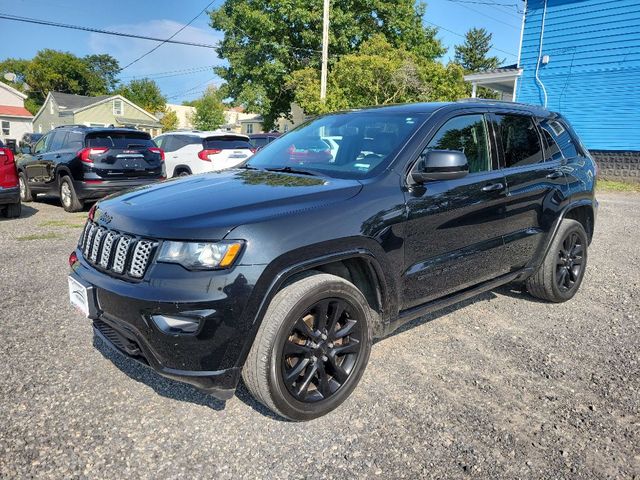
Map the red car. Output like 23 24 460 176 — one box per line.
0 140 21 218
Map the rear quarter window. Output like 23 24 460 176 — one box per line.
204 136 253 150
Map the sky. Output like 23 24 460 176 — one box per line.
0 0 524 104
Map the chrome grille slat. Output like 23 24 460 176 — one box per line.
78 221 156 280
99 231 118 268
129 240 156 278
112 236 133 274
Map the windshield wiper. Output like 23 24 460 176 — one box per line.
265 166 318 176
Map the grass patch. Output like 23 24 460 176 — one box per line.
597 179 640 193
16 232 63 241
38 220 84 229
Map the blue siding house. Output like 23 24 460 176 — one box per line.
516 0 640 152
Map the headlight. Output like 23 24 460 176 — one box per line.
157 241 243 270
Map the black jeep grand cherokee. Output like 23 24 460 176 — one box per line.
68 101 597 420
18 126 165 212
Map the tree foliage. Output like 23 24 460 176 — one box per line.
117 78 166 113
454 28 502 73
190 86 226 131
160 108 179 131
0 50 121 113
210 0 445 129
287 35 467 115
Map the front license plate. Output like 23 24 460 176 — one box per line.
68 276 89 317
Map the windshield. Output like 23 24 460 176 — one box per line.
246 111 427 179
86 132 154 149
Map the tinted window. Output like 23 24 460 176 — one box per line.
85 132 153 149
154 136 166 149
204 136 253 150
48 130 67 151
426 115 490 174
33 133 52 154
540 119 579 159
496 115 543 168
540 127 563 161
64 131 84 151
163 135 194 152
251 137 268 148
247 112 427 179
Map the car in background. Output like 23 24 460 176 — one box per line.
19 132 43 152
17 125 165 212
0 139 21 218
249 132 281 151
154 131 255 177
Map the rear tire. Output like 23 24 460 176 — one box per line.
18 172 36 202
242 273 373 421
3 201 21 218
526 219 588 302
59 176 83 213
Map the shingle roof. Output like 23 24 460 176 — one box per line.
0 105 33 117
51 92 113 111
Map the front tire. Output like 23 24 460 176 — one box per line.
243 273 373 421
59 176 83 212
526 219 588 302
18 172 36 202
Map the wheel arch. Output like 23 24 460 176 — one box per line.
172 164 192 177
56 165 73 183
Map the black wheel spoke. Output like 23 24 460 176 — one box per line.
334 319 357 339
327 302 345 335
327 356 349 384
284 340 312 357
557 268 568 289
314 300 329 332
293 317 315 339
296 362 318 398
284 357 310 384
316 362 332 398
332 340 360 357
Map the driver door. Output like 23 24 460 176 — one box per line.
402 113 510 309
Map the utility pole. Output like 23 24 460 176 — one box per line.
320 0 330 101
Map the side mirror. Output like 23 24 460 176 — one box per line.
411 150 469 184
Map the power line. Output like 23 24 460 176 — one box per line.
120 0 217 71
445 0 524 17
424 19 518 57
0 13 219 48
166 77 218 99
120 65 216 80
449 3 522 29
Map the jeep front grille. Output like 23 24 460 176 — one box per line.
78 221 158 279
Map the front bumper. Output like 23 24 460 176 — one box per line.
0 186 19 206
70 252 263 400
74 178 163 201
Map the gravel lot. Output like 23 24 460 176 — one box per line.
0 193 638 479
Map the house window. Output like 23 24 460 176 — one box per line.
1 121 9 136
49 102 54 114
113 99 124 116
38 124 42 133
246 123 254 134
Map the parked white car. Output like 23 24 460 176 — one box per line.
153 131 255 177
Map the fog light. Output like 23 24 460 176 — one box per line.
151 315 200 334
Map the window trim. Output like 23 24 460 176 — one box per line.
113 99 124 116
1 120 9 136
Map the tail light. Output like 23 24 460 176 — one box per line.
148 147 165 161
79 147 109 164
250 148 257 154
0 147 18 188
88 204 96 221
198 149 222 161
69 251 78 267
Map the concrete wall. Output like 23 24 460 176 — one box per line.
592 151 640 183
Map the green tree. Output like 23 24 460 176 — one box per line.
191 87 226 130
209 0 445 129
160 108 179 131
454 28 502 73
117 78 166 113
288 35 467 115
0 50 121 113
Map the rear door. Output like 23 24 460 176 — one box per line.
201 135 254 170
23 132 52 186
84 131 163 180
402 112 510 308
41 129 68 187
490 112 568 270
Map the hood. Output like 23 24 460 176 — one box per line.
93 169 363 240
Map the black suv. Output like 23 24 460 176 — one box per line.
68 101 597 420
18 126 165 212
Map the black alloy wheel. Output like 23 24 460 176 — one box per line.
281 298 363 403
556 231 584 292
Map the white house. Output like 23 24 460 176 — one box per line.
0 81 33 148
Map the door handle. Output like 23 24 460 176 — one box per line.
546 170 563 179
481 182 505 192
55 154 61 158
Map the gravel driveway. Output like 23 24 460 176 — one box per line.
0 193 638 479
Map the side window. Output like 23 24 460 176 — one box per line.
495 114 543 168
48 130 68 151
425 114 491 174
65 131 84 151
539 125 564 161
542 119 579 159
154 136 166 149
33 133 52 154
162 136 177 152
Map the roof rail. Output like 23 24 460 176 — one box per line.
54 124 89 129
456 98 544 108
